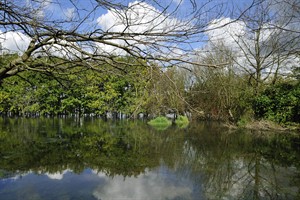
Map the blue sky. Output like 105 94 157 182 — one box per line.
36 0 255 29
0 0 256 55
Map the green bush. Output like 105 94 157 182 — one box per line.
253 82 300 123
148 116 172 125
148 116 172 130
175 115 189 128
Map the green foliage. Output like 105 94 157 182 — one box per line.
175 115 189 128
148 116 172 130
253 82 300 123
148 116 172 125
0 58 151 117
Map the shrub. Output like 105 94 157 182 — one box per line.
253 82 300 123
175 115 189 128
148 116 172 130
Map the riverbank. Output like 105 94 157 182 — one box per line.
225 119 300 133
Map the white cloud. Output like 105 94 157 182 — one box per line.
45 170 71 180
33 39 85 59
0 30 85 59
98 1 180 34
205 17 286 54
96 1 185 56
0 31 31 54
97 10 125 33
41 0 52 9
92 170 192 200
206 17 246 50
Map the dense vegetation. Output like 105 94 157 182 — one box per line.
0 53 299 126
253 82 300 124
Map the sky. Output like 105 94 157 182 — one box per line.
0 0 255 55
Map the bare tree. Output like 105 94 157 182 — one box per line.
271 0 300 73
233 1 297 92
202 0 300 93
0 0 243 83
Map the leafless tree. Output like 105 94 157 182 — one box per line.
0 0 248 83
234 1 298 91
270 0 300 68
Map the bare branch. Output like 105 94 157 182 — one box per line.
0 0 255 81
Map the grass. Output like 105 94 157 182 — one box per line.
175 115 189 128
148 116 172 126
148 116 172 130
148 115 190 130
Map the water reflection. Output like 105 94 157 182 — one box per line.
46 169 70 180
92 167 197 200
0 118 299 199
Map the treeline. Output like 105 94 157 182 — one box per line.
0 54 300 124
0 55 188 119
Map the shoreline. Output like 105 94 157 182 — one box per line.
224 119 300 133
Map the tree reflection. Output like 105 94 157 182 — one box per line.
0 118 299 199
182 124 300 200
0 118 163 177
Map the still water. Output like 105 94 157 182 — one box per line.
0 117 299 200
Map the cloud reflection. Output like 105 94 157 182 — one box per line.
92 169 193 200
45 170 70 180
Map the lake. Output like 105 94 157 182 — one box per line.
0 117 299 200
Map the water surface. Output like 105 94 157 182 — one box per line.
0 118 299 199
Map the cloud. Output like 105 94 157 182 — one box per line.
98 1 180 34
0 31 31 54
0 30 85 59
0 1 188 62
205 17 285 53
96 1 185 56
33 38 85 59
92 170 193 200
206 17 246 50
45 170 70 180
